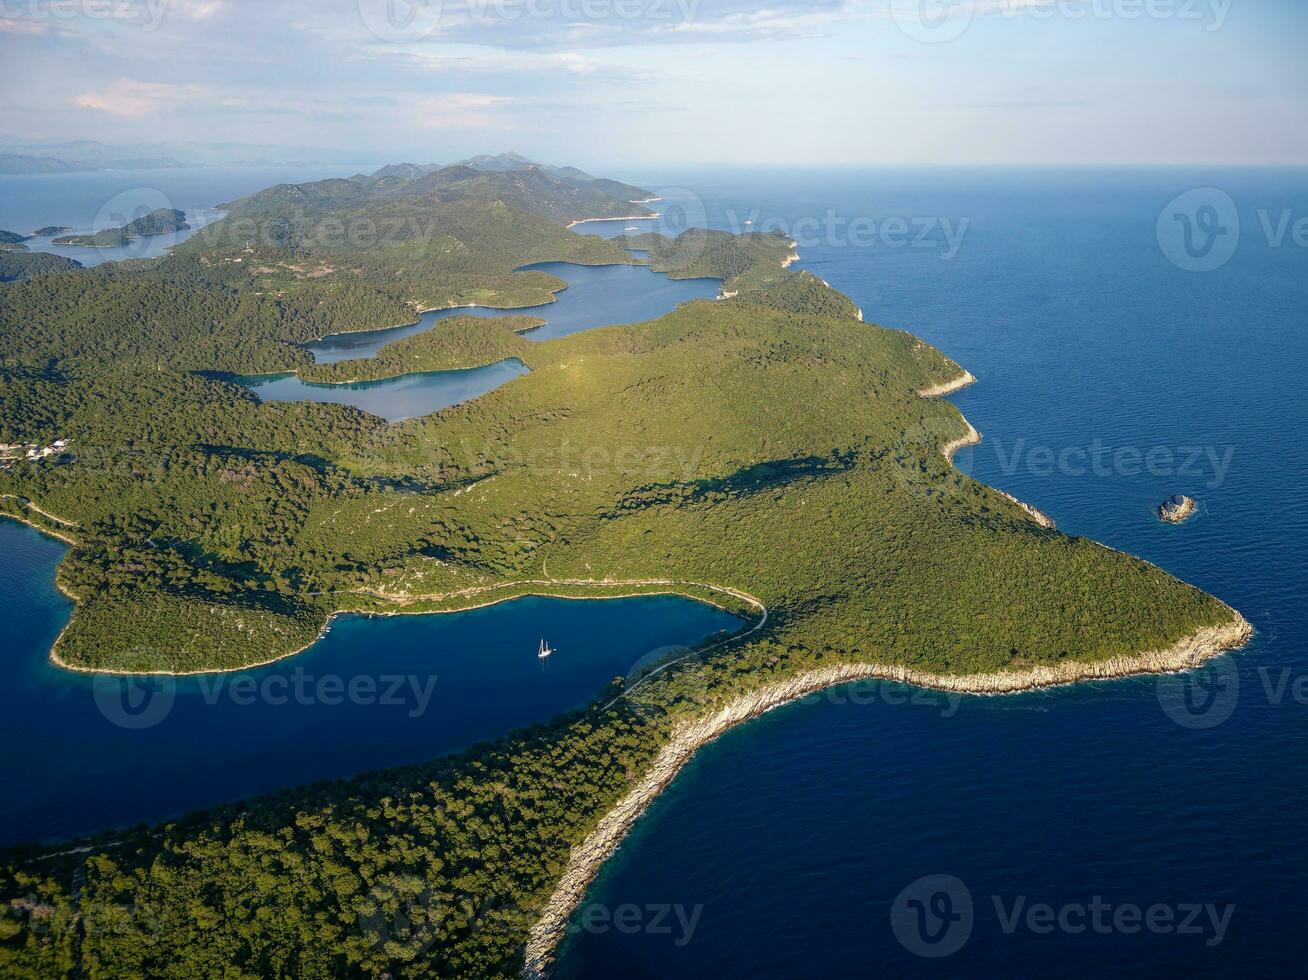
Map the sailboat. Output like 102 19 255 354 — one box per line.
538 638 556 660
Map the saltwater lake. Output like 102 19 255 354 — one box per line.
241 259 719 420
309 260 719 361
554 167 1308 977
237 358 532 423
0 518 741 846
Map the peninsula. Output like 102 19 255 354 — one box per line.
51 208 189 246
0 160 1249 979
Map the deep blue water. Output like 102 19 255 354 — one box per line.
555 168 1308 977
238 358 531 423
309 261 720 362
0 166 375 267
0 518 740 846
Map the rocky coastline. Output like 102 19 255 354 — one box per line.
522 610 1252 978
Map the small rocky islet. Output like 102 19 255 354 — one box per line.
1159 494 1197 524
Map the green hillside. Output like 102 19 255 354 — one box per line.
0 163 1242 978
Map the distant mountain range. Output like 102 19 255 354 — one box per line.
0 145 631 186
0 140 374 175
371 152 599 183
364 154 652 214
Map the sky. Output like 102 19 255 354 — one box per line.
2 0 1306 167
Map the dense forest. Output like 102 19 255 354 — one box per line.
0 161 1242 977
0 250 81 283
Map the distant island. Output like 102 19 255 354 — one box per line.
52 208 189 246
0 157 1250 980
32 226 73 237
0 139 371 174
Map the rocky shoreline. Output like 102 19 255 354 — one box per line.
522 610 1252 978
998 489 1057 529
917 369 977 399
941 418 982 463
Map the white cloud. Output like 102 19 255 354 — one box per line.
413 92 516 129
368 43 602 75
667 3 857 38
173 0 226 18
72 80 196 117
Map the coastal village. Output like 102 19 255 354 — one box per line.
0 438 70 470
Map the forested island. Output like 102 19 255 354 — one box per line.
0 159 1250 977
51 208 189 246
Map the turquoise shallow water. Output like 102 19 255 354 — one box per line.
554 167 1308 977
0 518 740 846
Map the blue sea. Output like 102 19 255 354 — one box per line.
0 516 740 846
2 166 1306 974
553 167 1308 977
